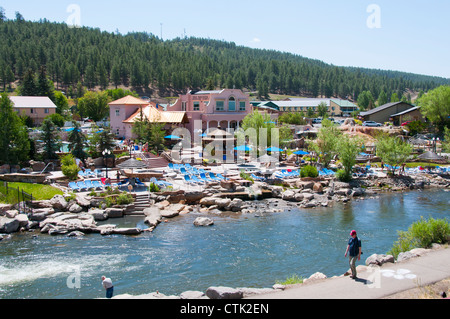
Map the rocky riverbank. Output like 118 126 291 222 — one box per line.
1 172 449 238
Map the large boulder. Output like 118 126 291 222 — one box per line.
205 287 243 299
225 198 244 212
50 195 68 211
105 208 124 219
0 217 20 233
144 207 163 228
88 209 108 221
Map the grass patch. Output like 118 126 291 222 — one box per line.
0 182 63 203
388 217 450 259
276 274 304 285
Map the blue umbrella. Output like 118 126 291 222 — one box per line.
294 150 309 155
165 135 181 139
234 145 252 151
199 133 207 137
266 147 284 152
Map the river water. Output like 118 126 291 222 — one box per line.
1 188 449 299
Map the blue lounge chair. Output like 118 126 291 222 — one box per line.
200 173 213 182
183 174 196 185
251 174 265 181
180 167 187 174
92 180 105 189
185 163 192 170
84 180 95 190
216 173 226 180
77 181 88 191
135 178 146 187
191 175 205 184
168 163 174 170
209 172 221 181
151 177 171 187
68 182 81 192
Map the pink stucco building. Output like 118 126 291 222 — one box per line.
167 89 252 134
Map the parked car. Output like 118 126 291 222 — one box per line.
363 121 382 127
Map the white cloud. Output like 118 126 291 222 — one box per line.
251 37 261 43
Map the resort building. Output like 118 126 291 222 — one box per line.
8 96 57 126
251 98 358 117
360 101 421 124
109 95 188 139
167 89 252 134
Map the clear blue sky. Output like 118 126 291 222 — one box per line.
2 0 450 78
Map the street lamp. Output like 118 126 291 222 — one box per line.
102 149 111 178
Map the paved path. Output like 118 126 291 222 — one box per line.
248 248 450 299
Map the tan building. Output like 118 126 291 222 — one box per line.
9 96 57 126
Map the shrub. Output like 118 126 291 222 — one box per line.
276 274 304 285
116 192 133 205
149 183 160 192
60 154 80 180
389 217 450 258
300 165 318 178
336 169 351 182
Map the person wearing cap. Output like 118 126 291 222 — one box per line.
344 230 362 279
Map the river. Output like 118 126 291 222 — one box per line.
1 188 449 299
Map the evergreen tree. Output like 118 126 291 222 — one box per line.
39 118 61 160
20 69 37 96
68 121 88 163
0 93 30 165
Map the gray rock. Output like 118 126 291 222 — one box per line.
303 272 327 284
69 203 83 213
365 254 395 266
144 207 162 228
205 286 243 299
179 291 206 299
105 208 123 218
88 209 108 221
0 217 20 233
193 217 214 226
67 231 85 237
14 214 29 229
50 195 68 211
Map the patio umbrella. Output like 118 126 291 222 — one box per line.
417 151 444 161
293 150 309 155
266 147 284 152
234 145 252 151
117 158 148 170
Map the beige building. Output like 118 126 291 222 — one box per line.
9 96 57 126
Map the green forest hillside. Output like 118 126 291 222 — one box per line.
0 18 449 100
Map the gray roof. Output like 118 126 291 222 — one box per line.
360 102 415 116
390 106 420 117
8 96 57 109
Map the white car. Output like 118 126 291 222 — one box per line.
363 121 382 127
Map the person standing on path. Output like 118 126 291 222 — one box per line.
102 276 114 298
344 230 362 279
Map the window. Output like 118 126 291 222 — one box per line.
216 100 224 111
239 101 246 111
181 102 186 111
193 102 200 111
115 109 120 117
228 97 236 112
45 108 49 114
30 108 34 114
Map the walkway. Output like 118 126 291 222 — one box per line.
248 248 450 299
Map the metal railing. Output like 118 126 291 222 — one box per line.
0 181 33 214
